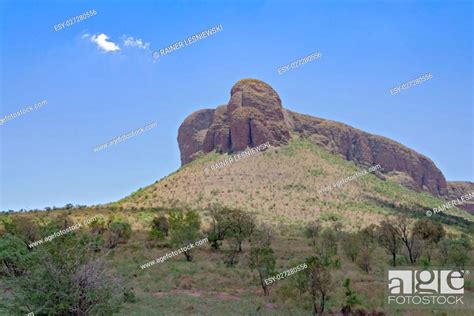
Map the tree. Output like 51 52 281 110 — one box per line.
168 210 201 262
301 256 333 315
413 219 445 244
378 221 402 266
446 236 472 269
304 220 321 246
224 209 256 252
355 243 374 273
206 204 231 250
248 235 276 296
413 219 445 263
394 216 421 264
206 205 255 252
315 228 338 264
341 233 360 262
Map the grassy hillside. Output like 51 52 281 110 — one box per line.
117 138 473 229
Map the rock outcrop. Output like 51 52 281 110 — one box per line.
177 79 448 196
178 79 290 165
446 181 474 214
285 110 447 196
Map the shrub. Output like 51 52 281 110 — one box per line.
0 234 30 276
2 217 40 245
89 217 107 235
151 215 169 237
0 232 127 315
105 221 131 249
148 228 165 241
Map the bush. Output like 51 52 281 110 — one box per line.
105 221 132 249
151 215 169 237
148 228 166 241
0 234 30 276
0 232 127 315
89 217 107 235
1 217 40 245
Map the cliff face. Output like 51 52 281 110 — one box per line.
177 79 448 196
446 181 474 214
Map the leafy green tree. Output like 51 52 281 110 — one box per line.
206 204 231 250
168 210 201 261
223 209 256 252
447 237 471 269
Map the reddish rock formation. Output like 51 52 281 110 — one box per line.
446 181 474 214
177 79 448 196
178 109 215 165
286 111 447 196
180 79 291 165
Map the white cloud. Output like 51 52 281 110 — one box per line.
90 33 120 52
82 33 90 39
123 36 150 50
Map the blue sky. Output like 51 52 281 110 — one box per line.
0 0 472 211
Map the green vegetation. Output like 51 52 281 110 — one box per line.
0 206 472 315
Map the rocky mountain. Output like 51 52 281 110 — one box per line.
446 181 474 214
178 79 448 197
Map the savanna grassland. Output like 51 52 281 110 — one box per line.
1 140 473 315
